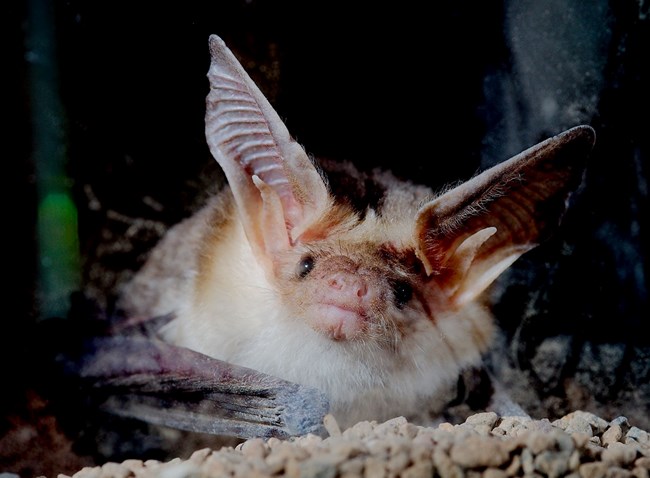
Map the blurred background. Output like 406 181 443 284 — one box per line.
4 0 648 475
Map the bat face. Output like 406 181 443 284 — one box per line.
271 199 424 342
118 35 595 428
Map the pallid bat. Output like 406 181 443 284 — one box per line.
103 35 595 438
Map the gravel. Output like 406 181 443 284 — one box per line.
64 410 650 478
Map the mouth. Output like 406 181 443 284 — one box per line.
311 303 368 341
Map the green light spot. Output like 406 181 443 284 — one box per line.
37 192 80 318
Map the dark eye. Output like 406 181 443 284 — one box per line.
297 255 315 278
392 280 413 309
410 260 423 276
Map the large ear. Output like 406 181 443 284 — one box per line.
204 35 331 260
415 125 596 307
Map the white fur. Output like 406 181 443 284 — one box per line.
126 198 495 428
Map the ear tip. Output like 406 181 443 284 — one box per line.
209 34 225 45
563 124 597 149
208 34 227 55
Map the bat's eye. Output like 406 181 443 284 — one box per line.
297 255 315 278
392 280 412 309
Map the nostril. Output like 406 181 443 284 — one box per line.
356 282 367 297
328 277 342 290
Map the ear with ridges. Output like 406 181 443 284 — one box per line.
204 34 331 261
415 125 596 307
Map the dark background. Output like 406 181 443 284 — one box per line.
4 0 649 475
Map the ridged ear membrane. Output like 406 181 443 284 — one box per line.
415 125 596 306
204 35 331 262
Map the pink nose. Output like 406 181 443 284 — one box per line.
327 272 368 298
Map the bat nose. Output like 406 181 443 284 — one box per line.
328 273 368 298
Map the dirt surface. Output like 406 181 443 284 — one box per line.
64 411 650 478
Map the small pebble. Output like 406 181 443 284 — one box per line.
628 427 650 446
323 414 342 437
604 425 624 446
603 443 639 466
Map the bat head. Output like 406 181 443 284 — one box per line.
204 34 595 348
